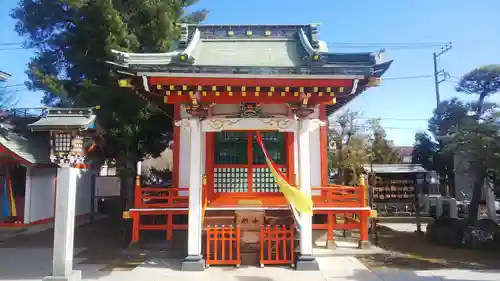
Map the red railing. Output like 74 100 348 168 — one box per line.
134 181 189 208
259 225 295 267
133 177 366 209
312 184 366 208
206 225 241 266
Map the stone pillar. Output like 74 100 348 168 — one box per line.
43 167 81 281
181 118 205 271
484 181 496 221
295 119 319 271
449 198 458 219
435 196 443 218
421 194 430 214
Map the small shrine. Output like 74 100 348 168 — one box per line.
28 107 102 281
108 23 392 271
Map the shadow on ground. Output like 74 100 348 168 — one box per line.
358 225 500 271
0 217 193 280
342 268 500 281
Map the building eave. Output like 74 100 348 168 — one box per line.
0 143 34 167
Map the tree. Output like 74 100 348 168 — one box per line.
412 98 471 195
456 65 500 119
328 113 401 185
11 0 208 167
0 81 16 110
450 65 500 224
412 132 437 172
328 111 370 184
368 119 400 164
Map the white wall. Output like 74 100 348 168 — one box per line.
179 125 191 196
24 167 95 224
24 167 57 223
309 126 322 189
75 169 93 215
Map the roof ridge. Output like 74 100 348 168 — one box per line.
201 38 296 42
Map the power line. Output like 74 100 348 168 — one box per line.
327 41 451 46
383 75 433 80
354 116 429 121
329 124 426 131
0 42 24 46
0 47 30 51
0 83 25 88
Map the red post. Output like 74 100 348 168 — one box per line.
326 213 336 249
236 225 241 265
358 211 370 249
134 175 141 208
131 211 140 245
166 213 173 240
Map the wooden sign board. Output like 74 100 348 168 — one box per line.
235 211 265 230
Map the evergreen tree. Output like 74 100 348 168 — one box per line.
11 0 208 167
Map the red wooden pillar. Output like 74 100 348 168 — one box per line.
131 211 140 245
358 210 370 249
326 213 336 249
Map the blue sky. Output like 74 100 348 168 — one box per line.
1 0 499 145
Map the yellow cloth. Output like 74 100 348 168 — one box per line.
264 157 313 215
8 178 16 217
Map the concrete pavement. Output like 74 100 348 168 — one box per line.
1 218 499 281
1 247 499 281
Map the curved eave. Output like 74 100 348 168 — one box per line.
373 60 393 77
296 28 389 69
0 143 34 167
110 49 182 67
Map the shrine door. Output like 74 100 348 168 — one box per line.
209 131 289 196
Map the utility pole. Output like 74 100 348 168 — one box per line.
432 43 453 197
433 43 453 107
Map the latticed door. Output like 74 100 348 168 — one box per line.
212 131 287 194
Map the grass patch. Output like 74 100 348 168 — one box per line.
359 225 500 270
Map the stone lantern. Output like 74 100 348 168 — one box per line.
28 107 101 281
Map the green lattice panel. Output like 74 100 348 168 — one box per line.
252 167 287 193
213 167 249 193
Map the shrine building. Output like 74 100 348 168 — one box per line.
108 23 392 271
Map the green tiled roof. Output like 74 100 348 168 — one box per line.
362 164 427 174
0 117 50 165
29 108 97 131
192 39 303 67
0 131 50 164
0 71 11 82
108 23 391 77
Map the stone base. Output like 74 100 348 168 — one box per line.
295 255 320 271
42 270 81 281
326 240 337 249
358 240 371 249
343 230 352 237
181 255 205 271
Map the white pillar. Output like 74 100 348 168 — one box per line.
43 167 81 281
23 167 32 224
295 119 319 270
449 198 458 219
421 194 430 214
181 118 205 271
484 181 496 220
435 196 443 218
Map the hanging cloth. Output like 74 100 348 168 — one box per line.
1 176 10 217
8 174 16 217
255 132 314 232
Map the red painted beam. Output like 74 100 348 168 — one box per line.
148 77 354 88
162 91 342 104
